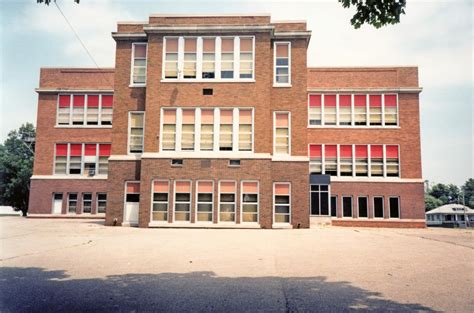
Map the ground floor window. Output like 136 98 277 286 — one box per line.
152 181 169 221
197 181 213 222
274 183 291 223
358 196 368 218
68 193 78 213
374 196 384 218
330 195 337 217
241 181 258 223
174 181 191 222
219 181 236 222
82 193 92 213
97 193 107 213
310 184 329 216
342 196 352 217
389 197 400 218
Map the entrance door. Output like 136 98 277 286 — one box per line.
310 184 330 216
124 182 140 224
52 193 63 214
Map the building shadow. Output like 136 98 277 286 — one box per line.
0 267 437 312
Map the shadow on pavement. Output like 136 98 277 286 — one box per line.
0 267 437 312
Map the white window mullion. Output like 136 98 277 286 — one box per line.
196 37 203 80
336 95 340 126
234 37 240 80
66 143 71 175
352 144 356 177
381 93 386 126
321 94 325 126
351 94 355 126
322 144 326 175
83 95 88 125
68 96 73 125
368 144 372 177
178 37 185 80
365 94 370 126
232 108 239 152
80 143 85 176
195 108 201 151
336 144 340 177
176 108 183 151
215 37 222 80
383 144 387 178
214 108 220 152
98 95 102 126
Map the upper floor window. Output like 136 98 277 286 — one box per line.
57 94 113 127
274 42 291 86
308 93 399 127
54 143 111 176
131 43 147 85
163 36 254 81
274 112 290 155
128 112 145 154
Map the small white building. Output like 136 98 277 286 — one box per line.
426 204 474 227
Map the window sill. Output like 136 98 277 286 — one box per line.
308 125 400 129
272 223 293 229
129 84 146 88
55 125 113 129
161 78 255 83
273 84 292 88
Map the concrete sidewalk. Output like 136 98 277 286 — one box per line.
1 217 473 312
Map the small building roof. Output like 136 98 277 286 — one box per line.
426 204 474 215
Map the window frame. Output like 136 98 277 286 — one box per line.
173 180 192 223
82 192 93 214
56 94 113 128
273 111 291 156
97 193 107 214
373 196 385 219
130 42 148 86
273 41 291 87
53 143 110 177
389 196 400 219
151 179 170 223
273 182 291 224
218 180 237 223
195 180 214 223
67 193 78 214
128 111 145 155
342 196 353 218
357 196 369 219
240 180 259 224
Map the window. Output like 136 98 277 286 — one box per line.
181 109 195 151
57 94 113 127
340 145 353 176
200 109 214 151
86 95 99 125
310 184 329 216
125 182 140 203
97 193 107 213
164 38 179 79
384 95 398 126
171 159 183 166
354 95 367 126
339 95 352 125
309 145 322 174
309 95 322 125
69 144 82 175
54 144 68 175
369 95 382 126
355 145 368 176
219 109 233 151
370 145 383 177
238 109 252 151
386 145 399 177
129 112 144 154
274 42 290 85
152 181 169 222
274 112 290 155
239 37 253 79
229 159 240 167
68 193 78 214
358 196 368 218
274 183 291 223
54 143 110 176
202 38 216 79
342 196 353 218
131 43 147 84
324 145 337 176
84 144 97 177
196 181 213 222
219 181 236 222
374 196 384 218
162 110 177 151
174 181 191 222
58 95 71 125
389 197 400 218
101 95 113 125
82 193 92 213
331 195 337 217
183 38 197 79
324 95 337 125
241 181 258 223
221 38 234 79
72 95 85 125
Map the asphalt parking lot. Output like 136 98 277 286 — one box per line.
1 217 473 312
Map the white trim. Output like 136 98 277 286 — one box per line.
273 41 291 87
130 42 148 86
240 180 259 224
142 152 271 159
108 154 141 161
32 175 107 180
273 182 291 225
124 181 140 226
111 33 146 40
51 193 63 214
218 180 237 224
195 180 214 224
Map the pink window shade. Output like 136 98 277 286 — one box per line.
309 144 322 158
87 95 99 108
221 38 234 52
163 110 176 124
70 144 82 156
354 95 367 107
325 145 337 158
84 144 96 156
275 113 289 127
198 181 213 193
58 95 71 108
242 182 258 193
203 38 215 52
134 44 147 58
73 95 85 108
182 110 195 124
153 181 169 193
220 181 236 193
239 110 252 124
355 145 368 158
240 38 252 52
127 182 140 194
201 109 214 124
385 95 397 107
101 95 113 108
339 95 351 107
309 95 321 107
220 110 233 124
184 38 197 52
166 38 178 53
99 144 111 156
274 183 290 195
370 145 383 158
276 44 288 57
324 95 337 107
340 145 352 158
56 144 68 156
369 95 382 107
175 181 191 193
386 145 399 158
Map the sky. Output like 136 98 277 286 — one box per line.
0 0 472 186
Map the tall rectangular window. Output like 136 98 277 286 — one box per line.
181 109 195 151
72 95 85 125
183 38 197 79
219 181 236 222
384 95 398 126
309 144 322 174
196 181 213 222
221 38 234 79
386 145 399 177
355 145 368 176
97 193 107 213
58 95 71 125
202 38 215 79
339 95 352 125
310 184 329 216
238 109 252 151
131 43 147 84
69 144 82 175
162 109 177 151
152 181 169 222
241 181 258 223
219 109 233 151
98 144 111 175
274 183 291 223
370 145 384 177
354 95 367 126
324 145 337 176
200 109 214 151
309 95 322 125
101 95 113 126
369 95 382 126
82 193 92 213
342 196 353 217
86 95 99 125
331 195 337 217
374 196 384 218
164 38 178 79
239 37 253 79
274 112 290 155
340 145 353 176
274 42 290 85
174 181 191 222
54 144 68 175
358 196 368 218
68 193 78 214
129 112 144 154
83 144 97 177
389 197 400 218
324 95 337 125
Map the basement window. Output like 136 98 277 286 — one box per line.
229 159 240 167
171 159 183 166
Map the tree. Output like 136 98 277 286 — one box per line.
428 183 460 205
0 123 36 216
424 194 443 212
37 0 406 29
461 178 474 208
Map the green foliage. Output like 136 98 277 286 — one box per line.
428 183 460 205
424 194 443 212
425 180 473 212
0 123 36 216
339 0 406 29
461 178 474 208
